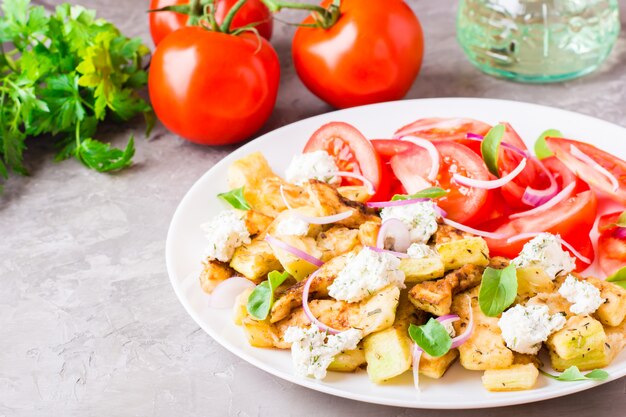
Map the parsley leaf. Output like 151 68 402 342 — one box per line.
607 266 626 290
218 187 252 210
478 264 518 317
535 129 562 160
246 270 290 320
540 366 609 382
480 124 506 177
408 319 452 357
391 187 448 201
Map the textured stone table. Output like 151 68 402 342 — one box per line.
2 1 625 416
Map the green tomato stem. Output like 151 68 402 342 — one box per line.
220 0 249 33
187 0 203 25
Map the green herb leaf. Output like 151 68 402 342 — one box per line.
218 187 251 210
607 266 626 290
246 270 290 320
478 264 518 317
540 366 609 382
617 211 626 228
535 129 562 159
76 136 135 172
480 124 506 177
391 187 448 201
408 319 452 357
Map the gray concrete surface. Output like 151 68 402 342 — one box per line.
1 0 625 416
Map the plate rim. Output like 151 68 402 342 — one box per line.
165 97 626 409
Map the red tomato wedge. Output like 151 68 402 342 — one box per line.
304 122 382 198
389 141 491 224
542 156 589 194
394 117 492 141
597 212 626 276
371 139 415 201
546 137 626 204
484 190 598 269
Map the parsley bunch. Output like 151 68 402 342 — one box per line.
0 0 153 187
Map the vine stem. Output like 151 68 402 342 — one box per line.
261 0 329 15
187 0 203 25
220 0 248 33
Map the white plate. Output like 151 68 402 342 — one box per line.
165 98 626 409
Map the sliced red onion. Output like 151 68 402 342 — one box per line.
570 144 620 192
450 296 474 349
366 246 409 258
453 158 527 190
465 134 529 158
376 218 411 252
279 184 294 210
466 132 484 140
437 314 460 324
510 182 576 219
436 206 448 218
506 233 592 264
412 343 422 391
291 210 353 225
367 198 429 208
522 157 558 207
327 171 376 195
207 277 255 309
302 269 341 335
442 218 507 240
399 135 440 182
265 234 323 267
615 227 626 240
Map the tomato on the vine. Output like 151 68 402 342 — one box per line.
292 0 423 109
149 0 273 46
149 26 280 145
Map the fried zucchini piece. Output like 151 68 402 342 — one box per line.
230 239 282 283
199 260 237 294
527 292 574 318
363 326 413 383
358 221 380 247
328 347 366 372
241 316 278 348
420 350 459 379
433 224 473 244
547 315 606 360
233 288 253 326
451 287 514 371
227 152 277 190
408 263 484 316
316 226 360 262
587 276 626 327
513 353 543 368
337 185 371 203
240 209 274 237
269 235 323 281
517 267 556 301
400 256 445 283
482 364 539 392
305 181 379 229
436 236 490 271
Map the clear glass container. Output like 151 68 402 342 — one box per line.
457 0 621 83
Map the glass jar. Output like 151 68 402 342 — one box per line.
457 0 621 83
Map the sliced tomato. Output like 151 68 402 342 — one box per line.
304 122 382 198
542 156 589 194
371 139 414 201
597 212 626 276
371 139 416 159
484 190 597 267
546 137 626 204
394 117 492 141
389 141 491 224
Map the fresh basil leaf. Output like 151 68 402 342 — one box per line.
540 366 609 382
391 186 448 201
617 211 626 228
607 266 626 290
408 319 452 357
478 264 518 317
535 129 562 160
218 187 251 210
480 124 506 177
246 270 290 320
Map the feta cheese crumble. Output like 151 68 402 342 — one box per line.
380 200 439 244
442 320 456 338
284 325 362 380
498 304 566 354
328 247 405 303
407 243 439 259
558 275 605 315
511 233 576 280
285 150 340 186
200 210 251 262
275 215 309 236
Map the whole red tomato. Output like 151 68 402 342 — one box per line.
149 0 273 46
149 26 280 145
292 0 423 109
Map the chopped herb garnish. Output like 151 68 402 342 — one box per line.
218 187 251 210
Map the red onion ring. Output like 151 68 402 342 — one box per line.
450 296 474 349
327 171 376 195
465 134 529 158
366 245 409 258
367 198 429 208
265 234 324 267
506 233 592 264
207 277 256 309
302 269 341 335
570 144 620 192
412 343 423 391
615 227 626 240
376 218 411 252
442 218 507 240
291 210 353 225
399 135 440 182
510 182 576 219
279 185 294 210
522 157 558 207
453 158 527 190
437 314 460 324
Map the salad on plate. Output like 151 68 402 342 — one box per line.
196 117 626 392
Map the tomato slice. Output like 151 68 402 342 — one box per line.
484 190 598 266
546 137 626 204
541 156 589 194
371 139 414 201
394 117 492 141
597 212 626 276
304 122 382 198
389 141 491 224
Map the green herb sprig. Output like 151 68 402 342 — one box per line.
540 366 609 382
